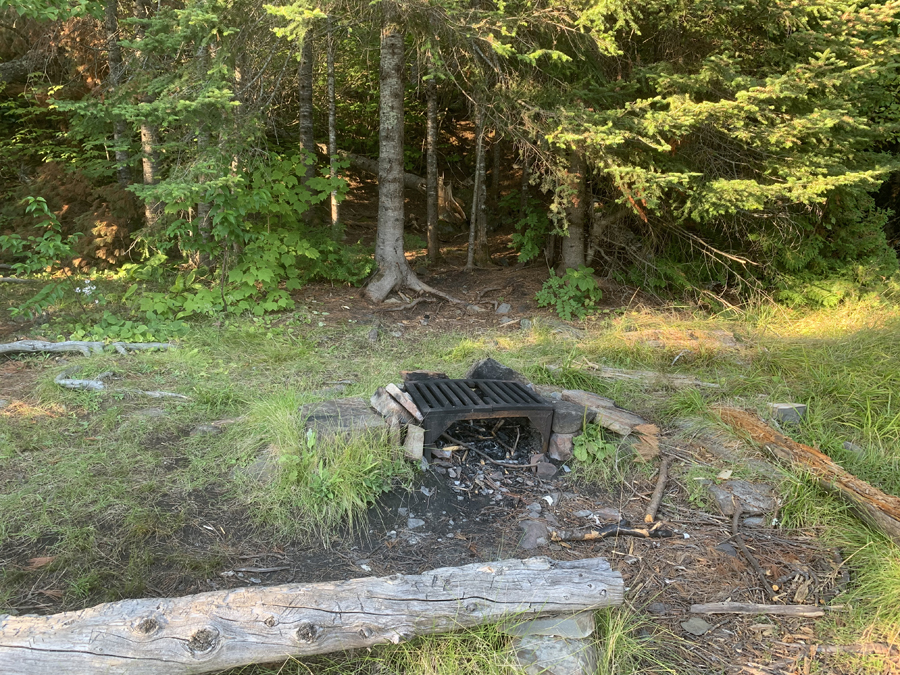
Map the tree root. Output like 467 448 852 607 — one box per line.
366 261 484 312
0 340 175 357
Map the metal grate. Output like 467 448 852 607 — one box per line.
405 379 553 454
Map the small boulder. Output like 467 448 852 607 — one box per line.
509 634 599 675
465 357 528 384
499 612 595 639
548 433 575 462
707 479 778 516
768 402 807 424
496 302 511 314
552 401 593 434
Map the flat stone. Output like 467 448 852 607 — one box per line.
593 507 621 521
519 520 549 550
407 517 425 529
510 634 599 675
573 510 593 518
742 516 766 527
715 542 738 557
521 318 533 330
299 397 386 442
552 401 593 434
681 617 713 636
548 433 575 462
496 302 511 314
768 402 807 424
132 407 166 418
367 327 379 342
0 399 9 409
647 602 668 615
190 424 223 436
499 612 595 639
526 502 542 514
707 479 778 516
404 425 425 461
465 357 528 384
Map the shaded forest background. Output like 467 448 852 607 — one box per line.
2 0 900 337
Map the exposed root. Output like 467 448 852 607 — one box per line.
54 366 190 399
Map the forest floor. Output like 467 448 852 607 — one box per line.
1 269 900 675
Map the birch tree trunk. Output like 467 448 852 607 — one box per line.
465 104 486 271
104 0 130 188
365 1 414 302
559 149 587 272
425 50 439 262
327 16 340 237
298 34 316 188
134 0 163 230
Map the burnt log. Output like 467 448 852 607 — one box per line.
0 556 623 675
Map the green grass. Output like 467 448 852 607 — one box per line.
3 296 900 671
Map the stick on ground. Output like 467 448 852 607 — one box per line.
644 456 673 524
690 602 824 618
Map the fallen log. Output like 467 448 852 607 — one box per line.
580 359 721 389
0 556 623 675
716 407 900 546
0 340 175 357
690 602 825 618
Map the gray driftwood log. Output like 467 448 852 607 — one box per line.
0 556 622 675
0 340 174 357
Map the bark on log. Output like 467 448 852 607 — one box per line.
0 340 174 357
579 359 720 389
716 407 900 546
0 556 623 675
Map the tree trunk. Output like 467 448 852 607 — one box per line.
134 0 163 230
365 1 414 303
327 16 340 237
104 0 130 188
489 131 501 213
519 149 530 219
465 104 486 271
0 556 623 675
559 149 587 273
425 50 439 262
298 34 316 187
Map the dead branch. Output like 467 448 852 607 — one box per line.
54 367 190 399
644 456 673 524
376 297 434 312
550 520 674 542
732 498 776 601
690 602 825 618
812 643 900 658
0 277 36 283
716 407 900 546
440 434 543 469
0 340 175 357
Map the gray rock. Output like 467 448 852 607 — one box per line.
404 425 425 461
465 357 528 384
0 399 9 409
496 302 511 314
526 502 543 514
298 397 387 442
707 479 777 516
499 612 595 639
548 433 575 462
190 423 223 436
536 462 558 479
132 407 166 418
646 602 668 615
843 441 865 454
768 402 807 424
573 510 593 518
509 634 599 675
520 318 533 330
519 520 549 550
593 507 621 521
715 542 738 557
742 516 766 527
552 401 593 434
407 517 425 529
681 617 713 636
367 327 379 343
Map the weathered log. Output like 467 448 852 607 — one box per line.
0 556 623 675
716 407 900 546
690 602 825 618
580 359 721 389
0 340 174 357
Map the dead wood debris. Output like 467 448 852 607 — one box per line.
644 456 673 524
690 602 825 618
54 366 190 399
731 498 777 601
0 340 175 357
716 406 900 546
549 519 674 542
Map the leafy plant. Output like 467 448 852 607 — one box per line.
536 266 603 320
572 422 617 463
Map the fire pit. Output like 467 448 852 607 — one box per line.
404 379 553 454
